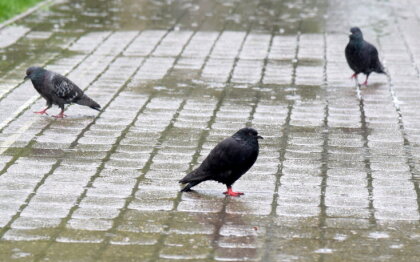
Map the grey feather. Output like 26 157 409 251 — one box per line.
25 66 101 114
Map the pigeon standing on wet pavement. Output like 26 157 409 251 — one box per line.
179 127 263 197
24 66 101 118
345 27 386 86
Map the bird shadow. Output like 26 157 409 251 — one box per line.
354 81 384 90
354 81 387 101
180 188 226 200
366 82 383 89
47 114 96 121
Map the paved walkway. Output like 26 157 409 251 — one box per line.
0 0 419 261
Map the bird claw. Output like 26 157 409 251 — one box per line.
223 191 244 197
223 187 244 197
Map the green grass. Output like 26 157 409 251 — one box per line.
0 0 44 23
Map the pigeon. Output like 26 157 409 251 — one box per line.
24 66 101 118
345 27 386 86
180 127 263 196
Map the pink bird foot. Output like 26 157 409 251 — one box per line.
223 187 244 197
34 108 49 115
53 110 67 118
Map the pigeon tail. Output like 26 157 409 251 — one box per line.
179 169 210 183
373 58 386 75
179 170 198 184
179 169 204 192
376 64 387 75
76 95 101 111
180 181 200 192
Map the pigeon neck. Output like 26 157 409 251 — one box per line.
31 73 44 85
350 37 363 47
31 70 46 83
248 138 259 147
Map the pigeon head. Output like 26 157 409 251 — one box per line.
234 127 263 141
349 27 363 41
24 66 45 80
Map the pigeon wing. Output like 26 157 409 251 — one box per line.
200 137 245 176
51 74 84 103
180 137 243 183
365 42 384 73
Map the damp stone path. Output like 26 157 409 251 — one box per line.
0 0 419 261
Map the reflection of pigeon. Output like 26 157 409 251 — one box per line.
24 66 101 118
345 27 386 86
180 127 263 196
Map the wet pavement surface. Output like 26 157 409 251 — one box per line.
0 0 419 261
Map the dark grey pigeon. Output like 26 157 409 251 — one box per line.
345 27 386 86
24 66 100 118
179 127 263 196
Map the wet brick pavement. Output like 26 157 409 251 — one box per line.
0 0 419 261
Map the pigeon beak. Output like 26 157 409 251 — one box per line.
24 75 29 80
257 135 263 140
